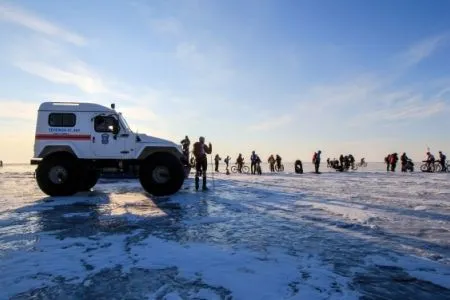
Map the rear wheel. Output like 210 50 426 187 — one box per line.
139 153 185 196
242 166 250 173
231 166 238 173
36 154 80 196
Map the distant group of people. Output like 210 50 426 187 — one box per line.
386 151 447 172
181 135 448 190
327 154 358 172
268 154 283 172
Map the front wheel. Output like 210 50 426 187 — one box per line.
420 163 430 172
139 153 185 196
231 166 238 173
36 155 80 196
242 166 250 173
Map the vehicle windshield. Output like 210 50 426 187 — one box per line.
119 113 132 133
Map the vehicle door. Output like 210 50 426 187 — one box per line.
91 114 126 158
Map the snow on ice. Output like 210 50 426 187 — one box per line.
0 163 450 299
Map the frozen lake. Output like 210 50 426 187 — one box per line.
1 164 450 299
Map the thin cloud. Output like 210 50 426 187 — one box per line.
0 3 86 46
248 115 292 132
403 34 448 66
15 60 108 94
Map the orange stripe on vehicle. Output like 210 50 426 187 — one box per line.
35 134 91 140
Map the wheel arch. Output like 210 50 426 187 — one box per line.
39 146 78 161
138 147 183 162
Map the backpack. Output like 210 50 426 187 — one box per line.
312 153 317 163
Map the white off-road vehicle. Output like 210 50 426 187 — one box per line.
31 102 188 197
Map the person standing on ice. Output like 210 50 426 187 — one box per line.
439 151 447 172
193 136 212 191
389 153 398 172
268 155 276 172
236 154 244 173
385 154 391 172
214 154 221 172
314 150 322 173
275 154 282 171
224 155 230 169
250 151 258 174
180 135 191 160
255 155 262 175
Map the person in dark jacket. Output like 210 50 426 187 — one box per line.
250 151 258 175
385 154 391 172
181 135 190 158
400 153 408 172
193 136 212 190
236 154 244 173
268 155 275 172
439 151 447 172
214 154 221 172
314 150 322 173
390 153 398 172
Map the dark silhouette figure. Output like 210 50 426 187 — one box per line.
193 136 212 190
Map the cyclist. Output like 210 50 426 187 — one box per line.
424 152 435 171
275 154 282 171
439 151 447 172
250 151 258 175
401 152 409 172
268 155 276 172
236 154 244 173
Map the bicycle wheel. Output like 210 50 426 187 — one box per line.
231 166 238 173
242 166 250 173
420 164 429 172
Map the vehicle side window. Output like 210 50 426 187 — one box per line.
94 116 118 133
48 113 76 127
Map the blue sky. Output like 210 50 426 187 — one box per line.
1 0 449 163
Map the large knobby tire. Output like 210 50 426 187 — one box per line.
79 169 100 191
139 153 185 196
36 155 80 196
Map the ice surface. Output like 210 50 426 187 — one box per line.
1 164 450 299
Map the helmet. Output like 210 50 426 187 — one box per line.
199 136 205 143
